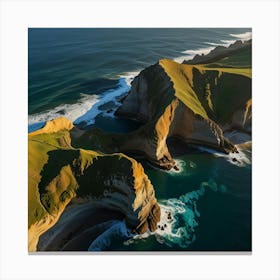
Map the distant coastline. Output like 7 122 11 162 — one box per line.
28 29 252 252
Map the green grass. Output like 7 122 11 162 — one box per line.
211 46 252 68
28 129 75 226
28 125 136 228
159 58 251 124
159 59 209 119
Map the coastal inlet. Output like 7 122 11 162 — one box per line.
28 28 252 251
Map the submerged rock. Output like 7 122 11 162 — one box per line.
174 165 180 171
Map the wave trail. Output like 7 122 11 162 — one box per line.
175 30 252 63
28 71 139 132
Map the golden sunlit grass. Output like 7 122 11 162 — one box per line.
159 59 251 123
159 59 209 119
28 117 150 251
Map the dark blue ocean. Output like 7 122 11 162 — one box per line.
28 28 252 251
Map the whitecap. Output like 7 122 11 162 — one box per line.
117 70 141 84
175 30 252 63
220 39 237 45
74 77 130 125
173 55 195 63
28 71 139 132
146 158 194 176
124 179 226 249
197 146 251 167
168 159 187 175
230 31 252 41
181 46 216 55
28 93 100 127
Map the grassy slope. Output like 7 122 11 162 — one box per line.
28 129 77 227
208 46 252 68
159 59 209 119
29 46 252 227
159 48 251 124
28 122 145 230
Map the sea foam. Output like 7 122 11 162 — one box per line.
28 93 100 127
175 31 252 63
197 146 251 167
124 178 227 249
230 31 252 40
147 158 196 177
74 77 130 125
28 72 138 132
86 178 226 250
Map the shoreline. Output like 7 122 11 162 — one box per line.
28 33 252 132
28 29 252 252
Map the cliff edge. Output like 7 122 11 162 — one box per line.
28 118 160 251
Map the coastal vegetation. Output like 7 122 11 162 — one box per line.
28 39 252 251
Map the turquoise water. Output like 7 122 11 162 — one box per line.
106 149 251 251
29 28 252 251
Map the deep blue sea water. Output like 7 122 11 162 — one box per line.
28 28 252 251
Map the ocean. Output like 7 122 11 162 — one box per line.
28 28 252 251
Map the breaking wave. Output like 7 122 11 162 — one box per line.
175 31 252 63
28 72 138 132
124 178 227 249
197 146 251 167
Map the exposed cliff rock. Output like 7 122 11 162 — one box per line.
70 46 251 171
183 39 252 65
113 58 252 166
28 117 160 251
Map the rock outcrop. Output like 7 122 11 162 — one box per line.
183 39 252 65
69 43 251 171
113 58 252 168
28 118 160 251
28 40 252 251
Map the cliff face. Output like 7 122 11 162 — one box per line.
115 64 179 169
28 118 160 251
113 58 252 168
183 39 252 66
69 47 251 171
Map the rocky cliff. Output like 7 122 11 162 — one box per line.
113 57 251 169
70 52 251 171
28 117 160 251
183 39 252 65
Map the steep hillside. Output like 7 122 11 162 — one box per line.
183 39 252 66
28 117 160 251
111 54 251 169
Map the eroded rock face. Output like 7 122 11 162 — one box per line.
28 118 160 251
114 61 243 167
69 55 251 171
183 39 252 65
168 102 237 153
115 63 178 169
72 57 251 171
223 99 252 134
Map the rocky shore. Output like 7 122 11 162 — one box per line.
183 39 252 65
28 118 160 251
28 39 252 251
